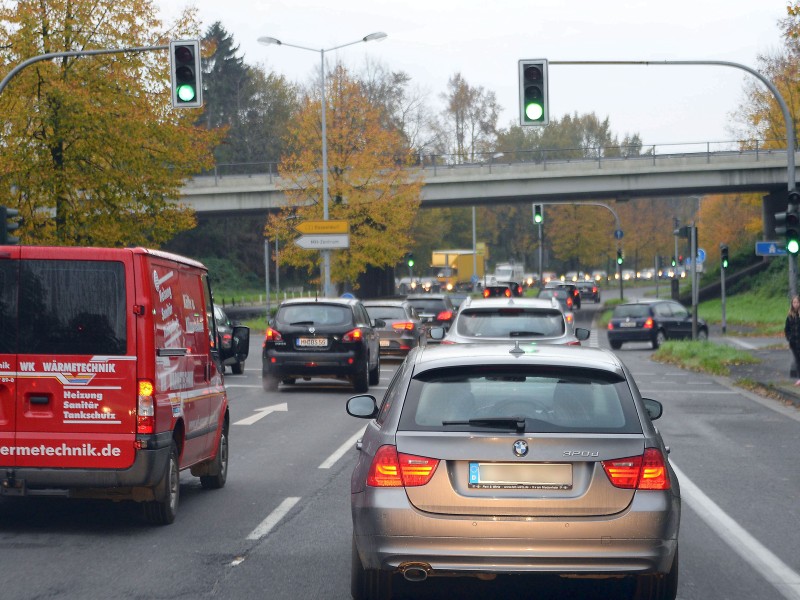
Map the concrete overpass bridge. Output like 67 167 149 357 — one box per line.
179 143 797 229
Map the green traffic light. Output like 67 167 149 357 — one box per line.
177 84 196 102
788 239 800 254
408 259 414 267
525 102 544 121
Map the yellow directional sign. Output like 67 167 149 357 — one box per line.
294 220 349 235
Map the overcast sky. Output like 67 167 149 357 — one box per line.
158 0 788 150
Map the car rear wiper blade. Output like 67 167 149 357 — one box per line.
289 320 315 326
442 417 526 433
508 331 543 337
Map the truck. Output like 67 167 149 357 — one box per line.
430 246 487 291
485 261 525 287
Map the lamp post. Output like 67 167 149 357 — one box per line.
258 32 387 297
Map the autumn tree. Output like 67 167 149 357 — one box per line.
266 64 423 290
0 0 223 247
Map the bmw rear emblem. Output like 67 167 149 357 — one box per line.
513 440 529 457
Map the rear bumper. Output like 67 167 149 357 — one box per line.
352 488 680 576
263 348 362 378
607 330 655 344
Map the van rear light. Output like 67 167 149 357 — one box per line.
602 448 670 490
137 379 155 435
643 318 654 329
367 445 439 487
343 328 363 342
392 321 416 331
265 327 283 342
436 310 453 322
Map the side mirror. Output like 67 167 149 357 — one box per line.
232 325 250 360
574 327 590 341
347 395 379 419
372 318 386 328
643 397 663 421
428 326 445 340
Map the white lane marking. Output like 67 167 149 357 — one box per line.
673 464 800 600
727 338 759 350
246 496 301 541
319 426 367 469
225 384 265 388
233 403 288 425
639 389 738 395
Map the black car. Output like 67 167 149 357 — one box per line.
213 305 249 374
261 297 383 392
576 280 601 303
607 299 708 349
362 299 425 357
406 294 456 337
545 281 581 309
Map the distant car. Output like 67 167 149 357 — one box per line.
347 343 680 598
576 280 601 303
406 294 456 338
214 305 248 374
538 287 574 313
363 300 424 357
438 297 589 345
607 298 708 349
482 284 513 298
261 297 383 392
545 281 581 309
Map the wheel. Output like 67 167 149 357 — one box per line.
696 328 708 341
653 330 667 349
352 359 369 394
351 535 392 600
262 371 279 392
143 441 180 525
200 424 229 490
634 547 678 600
368 353 380 386
231 360 244 375
610 340 622 350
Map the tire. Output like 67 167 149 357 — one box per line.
143 441 180 525
635 547 678 600
368 353 380 386
352 359 369 394
610 340 622 350
262 372 279 392
200 424 229 490
231 360 244 375
351 535 392 600
653 330 667 349
696 328 708 341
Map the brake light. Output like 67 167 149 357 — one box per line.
566 297 573 308
607 322 614 330
137 379 155 434
366 446 440 487
602 448 670 490
504 288 512 297
483 289 490 298
436 310 453 322
643 317 654 329
343 328 363 342
392 321 416 331
265 327 283 342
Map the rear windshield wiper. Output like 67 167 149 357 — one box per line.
442 417 526 433
289 320 315 326
508 331 544 337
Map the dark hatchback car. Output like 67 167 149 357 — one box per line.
576 280 601 303
363 300 425 357
213 304 249 374
406 294 456 338
347 343 680 600
607 299 708 350
261 297 383 393
545 281 581 309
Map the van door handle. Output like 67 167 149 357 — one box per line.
29 395 49 405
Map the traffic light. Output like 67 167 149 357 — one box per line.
616 249 623 265
533 203 544 224
671 256 676 267
518 59 549 126
720 245 729 269
0 206 19 245
775 191 800 255
407 253 415 268
169 40 203 108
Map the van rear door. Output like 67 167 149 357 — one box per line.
12 248 137 470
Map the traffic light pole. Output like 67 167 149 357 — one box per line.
552 59 798 297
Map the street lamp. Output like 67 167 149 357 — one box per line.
257 32 388 297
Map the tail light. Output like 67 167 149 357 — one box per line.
265 327 283 342
602 448 670 490
504 288 512 297
367 445 439 487
436 310 453 322
137 379 155 434
343 328 364 342
566 297 573 308
483 289 490 298
392 321 416 331
643 317 654 329
607 322 615 330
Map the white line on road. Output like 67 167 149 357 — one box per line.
673 464 800 600
233 402 288 425
225 384 265 388
319 426 367 469
245 496 301 541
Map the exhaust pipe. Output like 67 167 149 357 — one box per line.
400 563 431 582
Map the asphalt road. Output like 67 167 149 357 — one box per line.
1 304 798 600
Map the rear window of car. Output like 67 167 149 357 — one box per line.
399 366 641 434
539 289 567 299
613 304 651 319
365 306 407 320
277 304 352 326
455 308 565 338
408 299 446 312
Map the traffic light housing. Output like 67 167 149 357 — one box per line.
616 249 623 265
519 59 549 126
671 256 676 268
169 40 203 108
775 191 800 254
720 245 729 269
533 203 543 224
0 206 19 245
407 253 414 268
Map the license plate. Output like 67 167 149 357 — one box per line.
379 340 390 347
296 337 328 348
468 462 572 490
619 322 638 328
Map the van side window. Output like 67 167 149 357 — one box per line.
18 260 127 355
202 274 217 353
0 260 18 355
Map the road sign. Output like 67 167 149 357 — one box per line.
696 248 706 263
614 229 624 240
295 234 350 249
755 241 788 256
294 220 349 235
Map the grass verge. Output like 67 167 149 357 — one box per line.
652 340 760 377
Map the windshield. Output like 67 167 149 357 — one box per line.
455 308 565 338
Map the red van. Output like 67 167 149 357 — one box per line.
0 246 249 524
